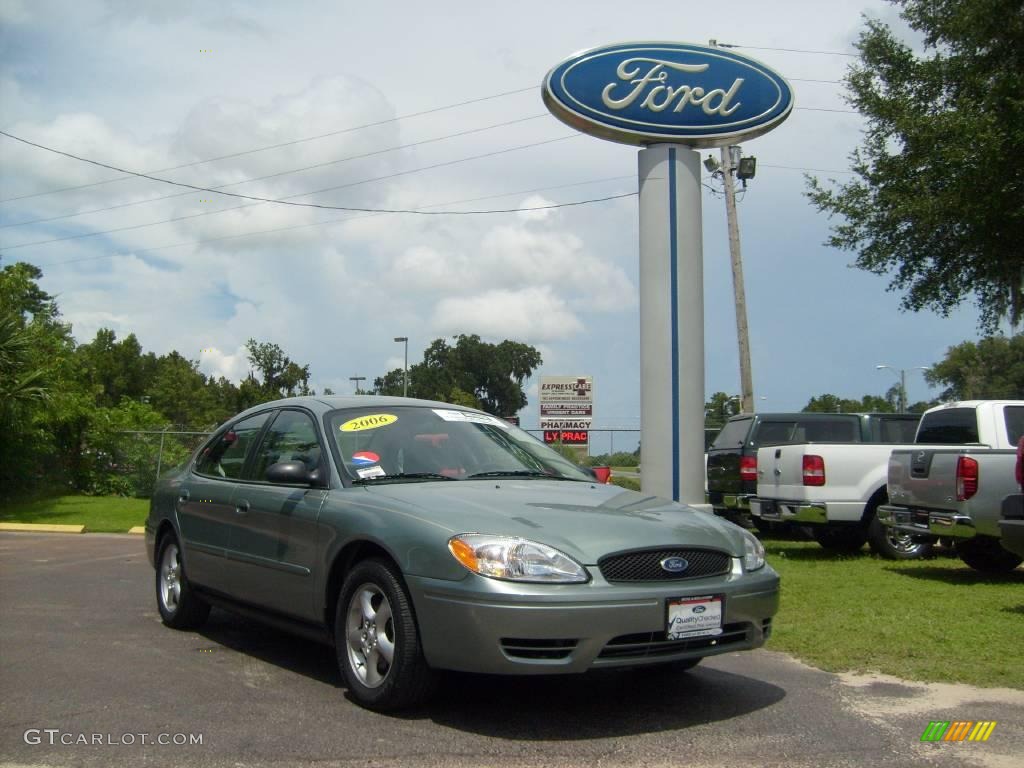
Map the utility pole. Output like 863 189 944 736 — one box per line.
720 144 755 414
349 376 366 395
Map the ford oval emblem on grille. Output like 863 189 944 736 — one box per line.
660 556 689 573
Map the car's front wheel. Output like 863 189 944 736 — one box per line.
155 533 210 629
335 559 437 711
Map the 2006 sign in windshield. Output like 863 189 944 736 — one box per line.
339 414 398 432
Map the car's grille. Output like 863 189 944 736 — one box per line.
598 623 749 660
500 637 577 660
598 548 730 582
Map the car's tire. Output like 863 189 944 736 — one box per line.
155 533 210 629
811 524 867 553
335 559 437 711
956 536 1023 573
867 516 933 560
751 516 776 535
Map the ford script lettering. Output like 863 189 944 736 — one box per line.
543 42 793 147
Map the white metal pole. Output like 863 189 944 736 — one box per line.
638 145 707 507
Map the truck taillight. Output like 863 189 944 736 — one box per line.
739 455 757 482
802 455 826 486
956 456 979 501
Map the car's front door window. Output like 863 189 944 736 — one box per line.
195 412 270 479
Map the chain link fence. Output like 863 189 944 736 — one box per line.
113 430 212 497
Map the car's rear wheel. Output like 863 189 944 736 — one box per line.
156 533 210 629
335 559 437 711
956 536 1023 573
812 524 867 553
867 516 933 560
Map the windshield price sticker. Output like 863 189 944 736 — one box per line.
432 409 509 428
356 465 386 479
667 595 723 639
340 414 398 432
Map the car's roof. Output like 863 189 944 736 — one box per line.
235 395 481 418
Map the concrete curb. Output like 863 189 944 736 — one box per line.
0 522 86 534
128 526 146 535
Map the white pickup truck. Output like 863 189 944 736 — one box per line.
749 416 929 559
877 400 1024 572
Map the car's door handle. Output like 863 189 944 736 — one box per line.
235 500 250 515
178 489 190 502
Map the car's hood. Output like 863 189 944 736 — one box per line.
362 479 748 563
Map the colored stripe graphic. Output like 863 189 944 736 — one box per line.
920 722 949 742
667 148 680 502
968 722 997 742
944 721 972 741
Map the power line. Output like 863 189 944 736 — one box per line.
0 133 589 250
0 86 537 204
718 43 858 57
0 114 550 229
760 163 855 174
794 106 857 113
34 175 638 268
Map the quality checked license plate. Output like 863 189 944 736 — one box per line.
667 595 723 640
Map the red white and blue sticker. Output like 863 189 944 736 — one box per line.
352 451 381 466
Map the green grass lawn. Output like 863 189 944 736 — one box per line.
0 495 149 532
763 534 1024 689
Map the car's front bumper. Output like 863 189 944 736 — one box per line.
876 505 976 539
406 562 779 675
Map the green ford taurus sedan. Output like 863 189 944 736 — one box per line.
146 396 779 710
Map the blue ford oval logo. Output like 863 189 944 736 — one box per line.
693 605 706 614
660 556 689 573
543 42 793 147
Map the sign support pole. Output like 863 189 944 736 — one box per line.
638 144 707 507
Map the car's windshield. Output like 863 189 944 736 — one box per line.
327 406 593 484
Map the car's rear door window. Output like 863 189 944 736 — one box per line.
195 412 271 479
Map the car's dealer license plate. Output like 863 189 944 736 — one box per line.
667 595 723 639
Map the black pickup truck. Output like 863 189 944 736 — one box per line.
706 412 920 527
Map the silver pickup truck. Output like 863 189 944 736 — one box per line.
878 400 1024 572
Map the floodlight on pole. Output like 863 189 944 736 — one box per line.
349 376 366 395
394 336 409 397
875 364 930 412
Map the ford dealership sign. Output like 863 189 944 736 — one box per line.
543 42 793 147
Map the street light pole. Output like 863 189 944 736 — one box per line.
393 336 409 397
875 365 930 412
349 376 366 395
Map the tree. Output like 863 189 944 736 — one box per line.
925 334 1024 400
372 335 543 416
805 0 1024 331
803 393 896 413
704 391 740 427
237 339 312 409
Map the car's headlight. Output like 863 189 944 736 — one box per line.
448 534 589 583
743 532 766 571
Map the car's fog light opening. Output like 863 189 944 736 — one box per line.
500 637 578 660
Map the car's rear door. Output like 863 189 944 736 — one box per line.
227 408 327 621
178 411 271 588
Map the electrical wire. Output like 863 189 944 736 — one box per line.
34 175 638 268
0 86 538 204
0 133 594 250
717 43 857 57
0 114 551 229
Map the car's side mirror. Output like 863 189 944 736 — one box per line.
266 461 313 485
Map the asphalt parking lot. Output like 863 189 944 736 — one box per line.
1 532 1021 768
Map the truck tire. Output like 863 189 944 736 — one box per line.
812 525 867 553
867 516 933 560
956 536 1023 573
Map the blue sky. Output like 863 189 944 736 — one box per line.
0 0 987 452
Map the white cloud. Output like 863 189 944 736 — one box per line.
517 194 556 222
0 0 30 24
432 286 584 342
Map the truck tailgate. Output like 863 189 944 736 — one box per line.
756 445 807 499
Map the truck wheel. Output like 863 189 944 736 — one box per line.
867 517 933 560
956 536 1023 573
811 525 867 553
